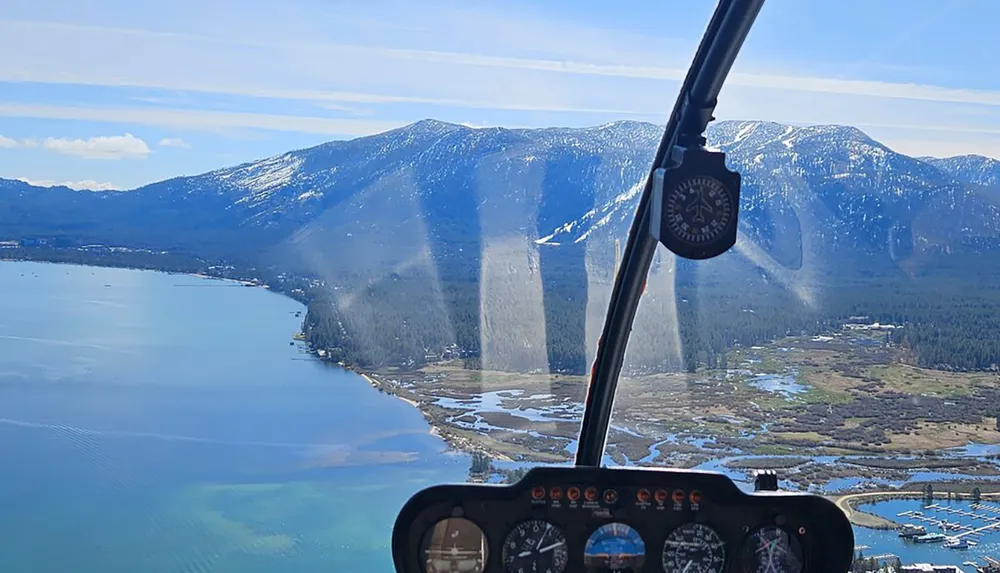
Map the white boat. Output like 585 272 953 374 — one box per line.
899 524 927 538
944 537 968 549
914 533 947 543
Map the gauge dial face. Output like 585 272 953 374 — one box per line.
583 522 646 572
420 517 488 573
662 523 726 573
501 519 568 573
665 174 734 245
739 526 804 573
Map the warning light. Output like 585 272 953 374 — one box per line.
550 487 563 500
584 487 599 502
672 489 686 504
603 489 619 504
567 486 581 501
654 489 669 503
690 490 703 505
637 488 651 503
531 486 546 500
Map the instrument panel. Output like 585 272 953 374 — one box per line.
392 466 853 573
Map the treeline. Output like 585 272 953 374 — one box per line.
826 274 1000 371
17 243 1000 376
301 270 829 374
303 254 1000 375
2 246 208 274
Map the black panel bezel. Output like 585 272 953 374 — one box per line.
392 467 854 573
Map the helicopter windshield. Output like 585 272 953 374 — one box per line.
2 1 1000 572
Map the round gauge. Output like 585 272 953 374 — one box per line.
420 517 488 573
501 519 568 573
662 523 726 573
665 174 734 245
739 526 804 573
583 522 646 572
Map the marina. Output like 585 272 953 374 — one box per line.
897 505 1000 544
854 499 1000 568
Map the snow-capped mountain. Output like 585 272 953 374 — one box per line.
4 119 1000 276
8 118 1000 372
539 121 1000 266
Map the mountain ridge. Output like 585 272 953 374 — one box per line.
5 118 1000 272
6 119 1000 373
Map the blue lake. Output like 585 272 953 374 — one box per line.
0 261 468 573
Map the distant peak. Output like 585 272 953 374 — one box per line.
403 119 465 132
592 119 658 130
931 153 1000 163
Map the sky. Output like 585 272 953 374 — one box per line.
1 0 999 190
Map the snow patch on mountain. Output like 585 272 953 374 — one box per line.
533 119 1000 251
221 154 305 206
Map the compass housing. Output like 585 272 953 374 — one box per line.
650 146 741 260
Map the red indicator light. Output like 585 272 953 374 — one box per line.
690 490 703 504
654 489 669 503
603 489 619 504
584 487 599 502
637 488 651 502
531 486 546 500
672 489 685 503
567 487 581 501
550 487 563 500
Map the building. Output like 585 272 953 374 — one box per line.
902 564 964 573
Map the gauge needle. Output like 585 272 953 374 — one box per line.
517 550 533 558
537 525 550 550
683 561 693 573
539 541 565 554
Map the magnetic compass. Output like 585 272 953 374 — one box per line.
664 174 734 246
650 146 741 260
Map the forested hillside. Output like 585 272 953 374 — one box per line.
6 120 1000 374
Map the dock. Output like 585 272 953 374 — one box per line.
897 504 1000 540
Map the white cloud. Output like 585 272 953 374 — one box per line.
4 17 1000 113
40 133 151 160
0 103 409 135
16 177 121 190
1 6 1000 159
159 137 191 149
0 135 17 148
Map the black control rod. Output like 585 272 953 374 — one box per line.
575 0 766 466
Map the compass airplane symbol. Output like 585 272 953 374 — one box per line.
685 189 715 224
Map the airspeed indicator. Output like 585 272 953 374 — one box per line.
662 523 726 573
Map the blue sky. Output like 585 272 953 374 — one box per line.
1 0 999 190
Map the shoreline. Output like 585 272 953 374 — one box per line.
3 257 269 290
346 365 517 462
834 490 1000 529
358 372 419 408
10 259 1000 491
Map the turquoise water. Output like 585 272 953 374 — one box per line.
0 261 468 573
854 499 1000 567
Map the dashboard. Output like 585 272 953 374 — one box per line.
391 466 853 573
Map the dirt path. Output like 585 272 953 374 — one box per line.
835 491 921 529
